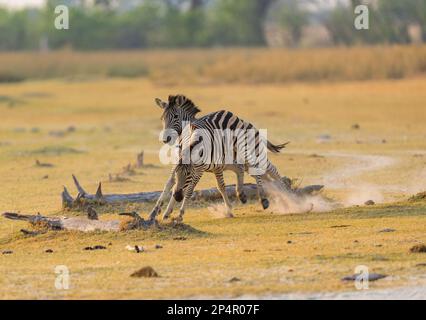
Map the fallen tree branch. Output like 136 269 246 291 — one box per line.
3 211 161 233
62 175 324 209
2 212 124 232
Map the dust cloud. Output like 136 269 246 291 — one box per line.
265 183 335 214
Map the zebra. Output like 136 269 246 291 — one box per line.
148 96 248 221
149 95 289 221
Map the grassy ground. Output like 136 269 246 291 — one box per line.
1 45 426 85
0 75 425 299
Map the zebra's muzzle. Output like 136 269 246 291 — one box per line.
163 135 172 144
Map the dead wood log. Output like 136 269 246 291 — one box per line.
2 211 155 232
3 212 121 232
62 175 323 209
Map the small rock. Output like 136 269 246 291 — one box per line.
42 175 49 179
228 277 241 283
155 244 163 249
130 266 159 278
351 124 360 130
287 240 292 244
379 228 396 233
173 236 187 241
45 249 54 253
415 263 426 267
410 244 426 253
364 200 375 206
84 247 94 251
2 250 13 255
382 139 387 144
342 273 387 282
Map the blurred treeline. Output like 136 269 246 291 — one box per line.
0 0 425 50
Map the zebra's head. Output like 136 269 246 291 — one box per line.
155 95 200 144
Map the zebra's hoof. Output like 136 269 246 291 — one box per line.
162 214 170 221
173 190 183 202
261 198 269 210
238 192 247 204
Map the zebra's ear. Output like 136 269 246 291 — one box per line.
155 98 168 110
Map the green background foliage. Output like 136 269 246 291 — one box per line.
0 0 425 50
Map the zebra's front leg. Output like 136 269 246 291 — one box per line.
162 196 176 221
214 171 234 217
149 165 177 221
176 171 203 223
254 175 269 210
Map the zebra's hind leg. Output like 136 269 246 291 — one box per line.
230 164 247 204
214 171 234 218
266 160 291 192
254 175 269 210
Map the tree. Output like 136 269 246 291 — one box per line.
273 0 308 47
207 0 276 46
255 0 276 42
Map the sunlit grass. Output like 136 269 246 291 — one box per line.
0 45 426 84
0 74 425 299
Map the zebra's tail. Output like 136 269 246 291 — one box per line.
267 140 290 153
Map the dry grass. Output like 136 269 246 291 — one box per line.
0 72 426 299
1 45 426 84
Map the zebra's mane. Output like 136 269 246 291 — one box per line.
168 95 201 116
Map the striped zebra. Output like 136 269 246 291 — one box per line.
148 97 248 221
149 95 289 221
